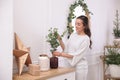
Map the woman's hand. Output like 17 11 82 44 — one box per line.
57 34 62 41
53 51 61 56
53 51 73 58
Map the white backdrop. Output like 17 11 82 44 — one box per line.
14 0 120 80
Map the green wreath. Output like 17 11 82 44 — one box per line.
67 0 93 38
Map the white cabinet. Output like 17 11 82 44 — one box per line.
47 72 75 80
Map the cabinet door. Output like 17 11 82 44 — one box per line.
47 72 75 80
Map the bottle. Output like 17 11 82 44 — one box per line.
38 54 50 71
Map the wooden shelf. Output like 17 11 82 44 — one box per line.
100 45 120 80
13 67 75 80
105 74 120 79
104 45 120 48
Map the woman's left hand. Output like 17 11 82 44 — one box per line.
53 51 61 56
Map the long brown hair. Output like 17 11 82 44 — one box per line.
77 15 92 48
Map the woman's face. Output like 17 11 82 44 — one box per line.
75 19 85 34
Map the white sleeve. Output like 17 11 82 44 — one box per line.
63 33 74 53
67 38 90 66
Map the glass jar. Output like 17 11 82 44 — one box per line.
38 54 50 71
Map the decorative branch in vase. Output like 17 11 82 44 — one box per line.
46 27 66 68
113 10 120 38
113 10 120 46
46 28 60 53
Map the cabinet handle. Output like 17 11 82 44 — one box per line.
64 79 67 80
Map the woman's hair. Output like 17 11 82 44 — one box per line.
77 15 92 48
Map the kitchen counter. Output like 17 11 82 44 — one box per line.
13 67 75 80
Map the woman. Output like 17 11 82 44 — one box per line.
53 15 92 80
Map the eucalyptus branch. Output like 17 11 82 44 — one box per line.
46 28 67 52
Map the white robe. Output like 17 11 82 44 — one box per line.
64 33 90 80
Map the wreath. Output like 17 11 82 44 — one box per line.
67 0 93 38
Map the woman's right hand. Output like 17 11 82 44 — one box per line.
53 51 61 56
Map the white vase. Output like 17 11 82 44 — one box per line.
113 38 120 46
109 64 120 78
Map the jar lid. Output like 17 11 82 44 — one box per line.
39 54 48 57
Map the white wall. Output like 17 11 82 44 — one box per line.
86 0 120 80
14 0 76 61
0 0 13 80
14 0 120 61
14 0 120 80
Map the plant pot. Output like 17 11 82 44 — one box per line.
113 38 120 46
109 64 120 78
50 56 58 69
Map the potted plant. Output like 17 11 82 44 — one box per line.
113 10 120 46
104 47 120 77
46 28 60 69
